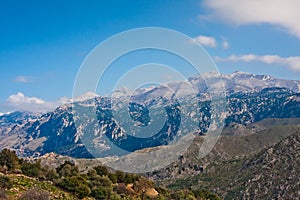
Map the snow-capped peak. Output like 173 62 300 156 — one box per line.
229 70 251 76
110 88 133 99
72 91 100 102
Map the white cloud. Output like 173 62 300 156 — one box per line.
215 54 300 70
192 35 217 47
0 92 99 114
14 76 33 83
2 92 66 113
202 0 300 39
8 92 45 104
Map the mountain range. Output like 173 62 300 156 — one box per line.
1 71 300 199
0 71 299 160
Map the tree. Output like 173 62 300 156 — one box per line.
57 176 91 198
87 169 99 180
89 175 113 199
0 149 19 171
93 165 109 176
46 169 59 181
0 175 12 189
91 187 108 200
56 161 79 177
21 161 45 179
192 189 220 200
124 173 139 184
115 171 125 183
108 173 117 184
169 190 186 200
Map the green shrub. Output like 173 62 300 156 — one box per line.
0 149 19 171
21 161 47 180
124 173 139 184
192 189 221 200
57 176 91 198
0 175 13 189
155 187 170 198
115 171 125 183
93 165 109 176
87 169 99 180
91 187 108 200
170 190 185 200
108 173 117 184
46 168 59 180
56 161 79 177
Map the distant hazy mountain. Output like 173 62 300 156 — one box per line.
219 71 300 92
126 70 300 102
0 72 299 159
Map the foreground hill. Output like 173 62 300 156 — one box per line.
0 173 76 200
29 118 300 187
0 149 219 200
166 131 300 199
148 118 300 180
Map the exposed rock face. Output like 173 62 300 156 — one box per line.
164 131 300 200
0 72 299 160
240 131 300 200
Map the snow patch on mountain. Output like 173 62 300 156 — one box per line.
1 71 299 115
72 91 100 102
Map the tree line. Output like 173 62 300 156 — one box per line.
0 148 220 200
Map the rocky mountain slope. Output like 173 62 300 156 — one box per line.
147 118 300 179
0 72 299 160
166 130 300 199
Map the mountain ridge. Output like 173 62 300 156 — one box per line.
166 130 300 199
0 71 299 160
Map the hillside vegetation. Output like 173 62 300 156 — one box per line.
166 131 300 199
149 120 300 180
0 149 219 200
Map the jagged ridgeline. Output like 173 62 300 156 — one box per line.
0 72 300 158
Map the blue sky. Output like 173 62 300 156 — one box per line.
1 0 300 112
